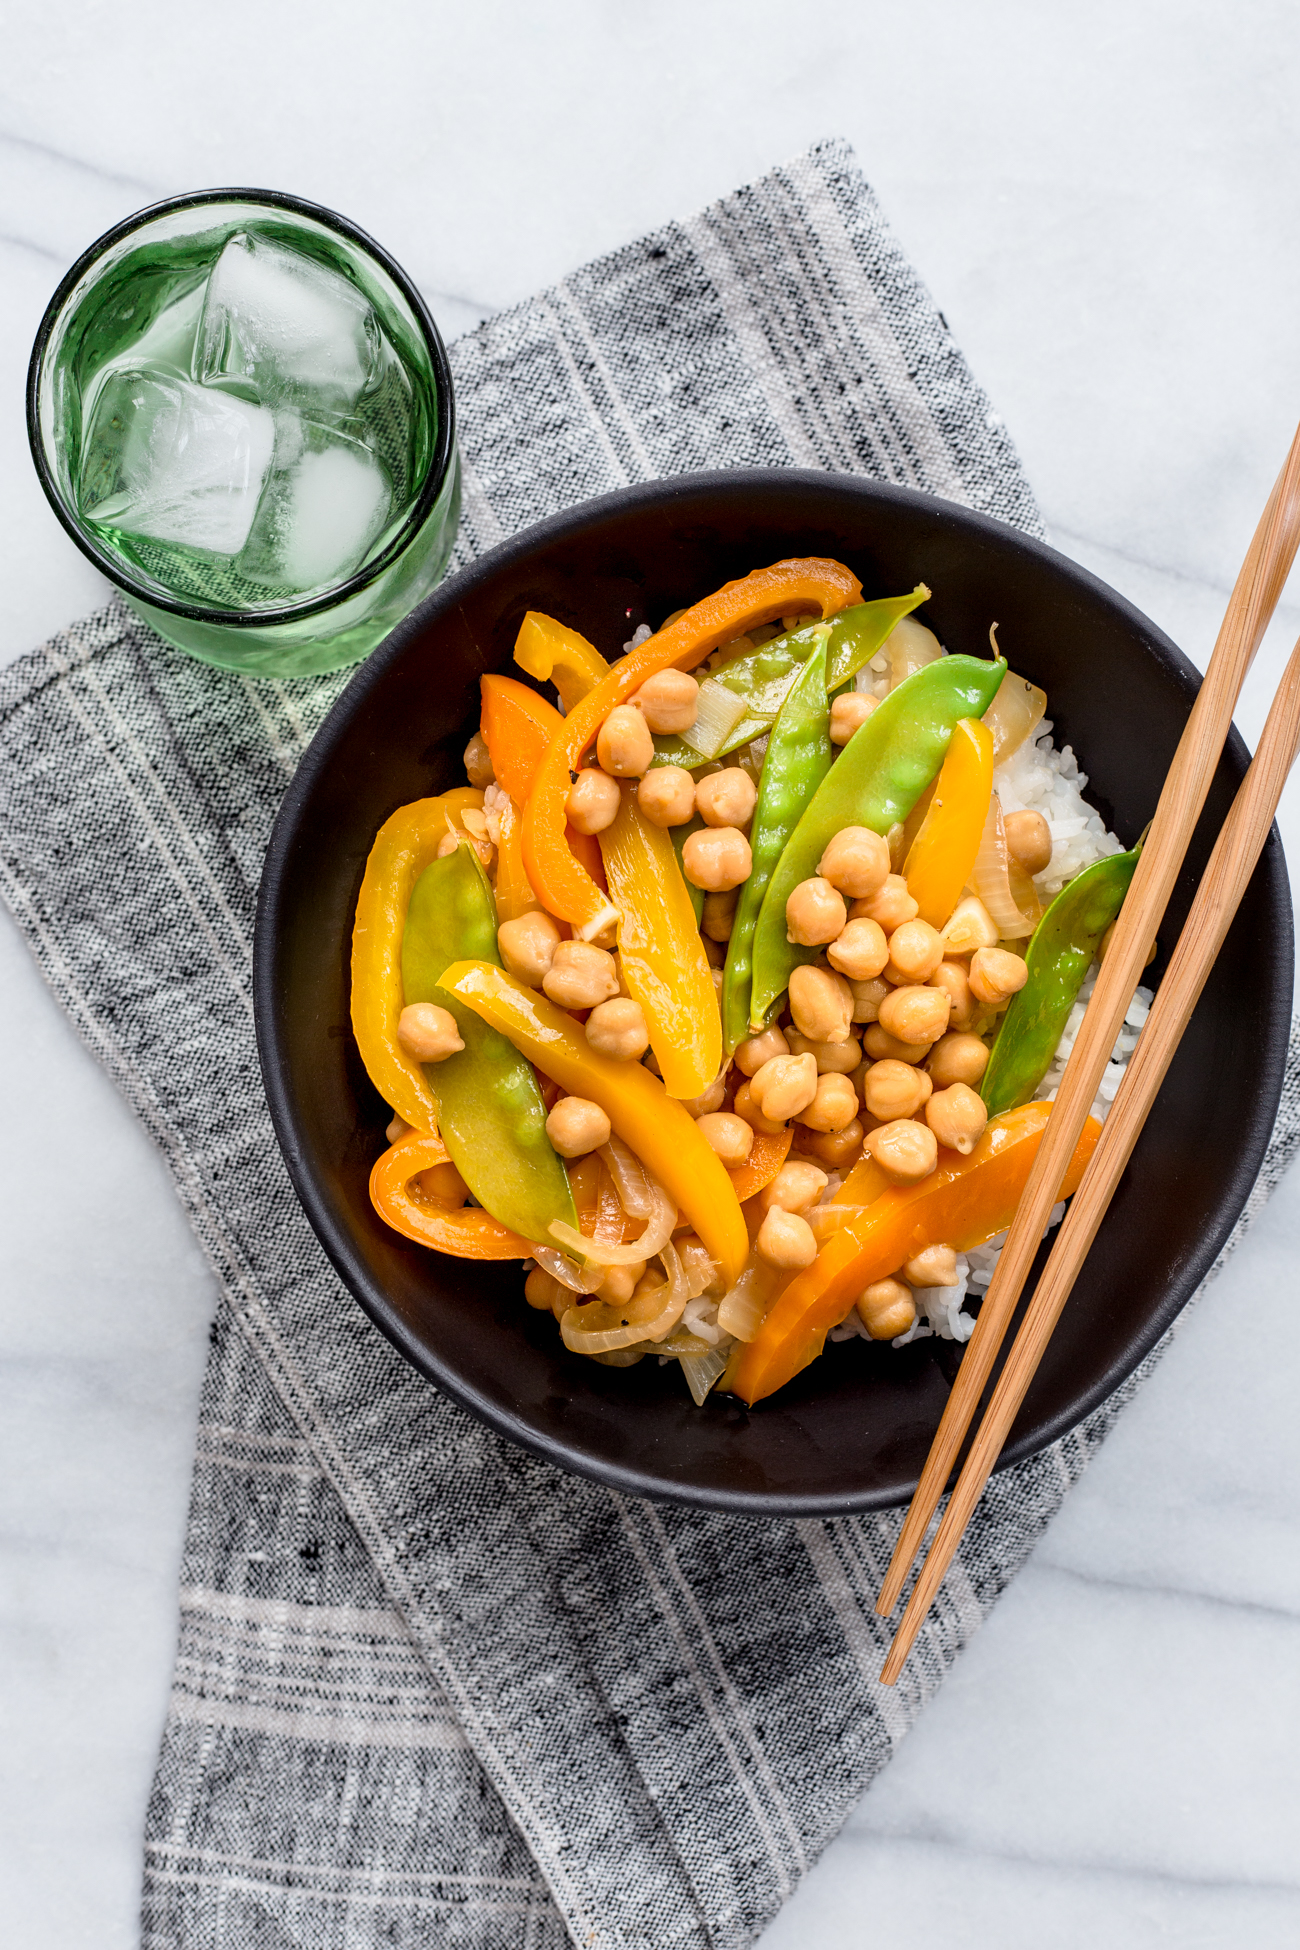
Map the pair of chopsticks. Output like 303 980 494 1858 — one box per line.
875 421 1300 1684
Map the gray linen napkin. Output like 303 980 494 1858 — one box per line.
2 138 1296 1950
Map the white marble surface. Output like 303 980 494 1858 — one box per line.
3 5 1300 1945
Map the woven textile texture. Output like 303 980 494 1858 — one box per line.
2 138 1296 1950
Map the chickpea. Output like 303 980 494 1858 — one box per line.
865 1118 939 1184
695 1111 754 1167
525 1264 566 1312
827 916 890 985
818 825 891 900
732 1078 787 1136
633 669 698 734
797 1071 859 1133
437 829 494 868
703 932 726 968
683 1071 728 1117
829 691 878 745
1004 809 1053 876
848 975 889 1023
884 918 944 984
903 1243 959 1288
969 946 1030 1007
682 826 752 892
926 1081 988 1156
495 904 561 982
566 767 621 835
596 704 654 777
463 729 495 787
803 1119 866 1170
863 1022 932 1064
756 1206 819 1271
856 1276 916 1341
542 940 620 1010
788 963 854 1044
786 1029 862 1074
750 1051 819 1122
696 767 757 829
851 874 919 932
597 1260 647 1306
637 766 696 827
735 1026 790 1076
585 997 650 1061
545 1096 611 1157
941 894 999 955
929 959 973 1029
878 983 951 1047
861 1057 932 1122
785 876 848 947
397 1002 464 1062
702 890 738 942
759 1160 829 1213
927 1031 990 1088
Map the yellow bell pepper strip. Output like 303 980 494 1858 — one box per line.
493 794 538 923
402 847 577 1248
437 960 750 1287
369 1130 534 1258
521 558 863 939
351 788 486 1132
904 717 995 929
514 611 611 713
597 783 720 1099
479 673 606 900
725 1101 1102 1404
726 1128 793 1205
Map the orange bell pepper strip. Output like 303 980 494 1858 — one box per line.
726 1128 793 1205
369 1130 533 1258
493 794 538 923
904 716 995 929
437 959 749 1287
597 783 720 1099
726 1101 1101 1404
522 558 863 938
350 788 486 1133
479 673 606 899
514 611 610 712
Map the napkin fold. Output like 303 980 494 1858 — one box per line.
2 138 1297 1950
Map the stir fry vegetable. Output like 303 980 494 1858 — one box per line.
349 553 1142 1413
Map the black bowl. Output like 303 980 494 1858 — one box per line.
254 470 1292 1515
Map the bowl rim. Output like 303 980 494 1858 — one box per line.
26 186 457 628
254 467 1293 1515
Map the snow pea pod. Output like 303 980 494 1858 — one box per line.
749 654 1007 1026
401 845 576 1247
980 847 1140 1118
650 588 929 768
722 636 833 1051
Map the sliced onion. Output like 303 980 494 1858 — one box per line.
716 1253 783 1342
678 678 748 759
885 615 944 690
984 668 1047 765
594 1160 626 1245
677 1237 720 1299
600 1136 653 1218
971 794 1038 939
559 1272 687 1354
532 1243 604 1294
549 1176 675 1266
679 1346 729 1406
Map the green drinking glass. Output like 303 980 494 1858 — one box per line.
28 189 460 677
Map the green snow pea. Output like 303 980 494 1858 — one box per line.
749 654 1007 1027
722 634 833 1053
650 587 929 768
980 847 1140 1118
401 845 577 1247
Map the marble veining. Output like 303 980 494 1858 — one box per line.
3 5 1300 1945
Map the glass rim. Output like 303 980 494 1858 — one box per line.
26 186 457 629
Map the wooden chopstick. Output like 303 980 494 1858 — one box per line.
879 622 1300 1682
875 421 1300 1625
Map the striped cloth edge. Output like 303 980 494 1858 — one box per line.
0 137 1294 1950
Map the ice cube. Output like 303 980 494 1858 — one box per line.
198 231 379 406
79 368 275 558
237 420 391 593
